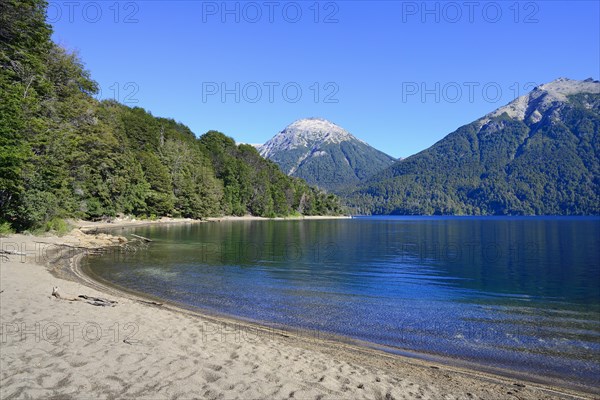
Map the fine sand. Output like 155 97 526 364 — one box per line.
0 221 595 400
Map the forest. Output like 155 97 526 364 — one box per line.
0 0 343 233
347 98 600 216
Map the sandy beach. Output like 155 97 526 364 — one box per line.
75 215 351 229
0 221 595 399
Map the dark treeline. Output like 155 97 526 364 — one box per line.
0 0 342 231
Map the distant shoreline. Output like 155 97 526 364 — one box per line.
74 214 352 232
63 215 600 235
206 215 352 222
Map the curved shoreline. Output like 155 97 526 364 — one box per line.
72 224 597 398
1 223 597 399
75 257 600 397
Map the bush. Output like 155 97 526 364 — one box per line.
40 218 72 236
0 221 15 237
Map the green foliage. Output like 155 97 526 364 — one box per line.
348 95 600 216
138 151 175 216
3 0 595 223
39 217 71 236
0 0 343 231
159 138 222 218
0 0 52 226
0 221 15 236
199 132 343 217
265 134 396 193
16 188 62 228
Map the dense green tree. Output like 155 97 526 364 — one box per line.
160 139 223 218
1 0 53 226
137 151 175 216
199 131 343 217
0 0 343 230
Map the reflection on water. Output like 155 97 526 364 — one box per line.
83 216 600 389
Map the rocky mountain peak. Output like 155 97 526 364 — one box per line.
259 118 365 158
258 118 395 192
481 77 600 125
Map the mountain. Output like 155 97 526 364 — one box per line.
259 118 396 192
348 78 600 215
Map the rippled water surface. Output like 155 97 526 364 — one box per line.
83 217 600 389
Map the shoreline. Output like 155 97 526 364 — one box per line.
1 221 596 399
76 258 600 397
207 215 353 222
76 240 599 397
75 214 352 230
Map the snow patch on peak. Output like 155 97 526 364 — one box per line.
259 118 366 158
480 78 599 125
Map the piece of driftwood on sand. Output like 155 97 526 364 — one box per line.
130 234 152 242
1 249 26 261
51 286 117 307
32 241 106 255
138 299 163 306
0 249 27 256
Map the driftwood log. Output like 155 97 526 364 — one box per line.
42 242 103 250
33 241 105 255
138 299 163 306
130 234 152 242
78 294 118 307
0 249 27 256
52 286 117 307
1 249 26 262
52 286 79 301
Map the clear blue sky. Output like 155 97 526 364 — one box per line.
50 1 599 158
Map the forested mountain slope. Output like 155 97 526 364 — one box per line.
259 118 395 192
348 78 600 215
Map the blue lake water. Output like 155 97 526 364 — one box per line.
83 216 600 390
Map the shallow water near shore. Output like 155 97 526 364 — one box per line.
82 216 600 390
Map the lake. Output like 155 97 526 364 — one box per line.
82 216 600 390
